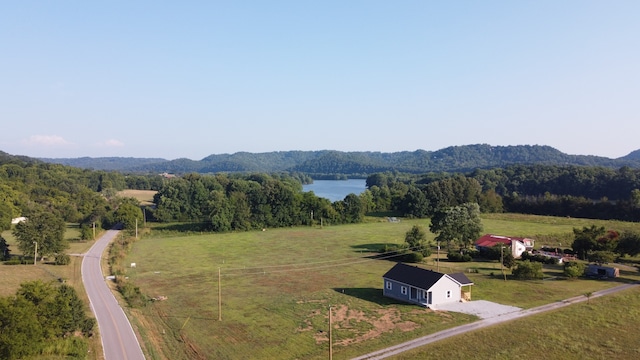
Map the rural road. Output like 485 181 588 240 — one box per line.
352 282 638 360
82 229 146 360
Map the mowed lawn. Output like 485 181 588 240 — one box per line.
123 215 640 360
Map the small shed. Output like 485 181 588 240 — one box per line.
585 264 619 278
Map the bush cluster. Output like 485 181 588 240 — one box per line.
521 252 559 265
447 251 473 262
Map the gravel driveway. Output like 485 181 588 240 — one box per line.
434 300 522 319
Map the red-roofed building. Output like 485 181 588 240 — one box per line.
474 234 534 259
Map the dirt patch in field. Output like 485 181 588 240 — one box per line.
301 304 422 346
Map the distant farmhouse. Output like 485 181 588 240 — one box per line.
474 234 535 259
11 217 27 224
382 263 473 308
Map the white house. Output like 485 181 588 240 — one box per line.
474 234 534 259
382 263 474 308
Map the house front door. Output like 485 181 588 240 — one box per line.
427 291 432 305
410 287 418 300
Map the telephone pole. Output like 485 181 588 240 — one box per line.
218 267 222 321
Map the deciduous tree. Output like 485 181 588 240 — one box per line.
12 211 67 259
429 203 483 249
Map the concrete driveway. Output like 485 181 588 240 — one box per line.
434 300 522 319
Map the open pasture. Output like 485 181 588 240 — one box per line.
123 215 640 359
118 189 157 206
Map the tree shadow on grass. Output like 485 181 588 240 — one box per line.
350 243 410 263
332 287 405 306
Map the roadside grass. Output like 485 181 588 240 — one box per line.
121 215 640 359
394 286 640 360
118 189 157 206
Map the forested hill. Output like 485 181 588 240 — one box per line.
28 144 640 175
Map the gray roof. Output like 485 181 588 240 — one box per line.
448 272 474 286
382 263 445 290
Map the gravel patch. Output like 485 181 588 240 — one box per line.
434 300 522 319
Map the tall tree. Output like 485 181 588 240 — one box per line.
404 225 431 256
571 225 605 260
429 203 483 249
13 211 67 259
616 231 640 257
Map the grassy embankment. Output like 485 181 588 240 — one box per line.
120 214 640 360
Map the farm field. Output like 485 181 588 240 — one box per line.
121 214 640 359
118 189 157 206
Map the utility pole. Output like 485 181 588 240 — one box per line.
33 241 37 265
92 222 95 240
501 246 506 281
218 267 222 321
437 241 440 272
329 306 333 360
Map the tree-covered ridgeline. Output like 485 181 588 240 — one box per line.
37 145 640 175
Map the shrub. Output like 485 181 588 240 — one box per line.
420 247 432 257
564 261 585 278
512 260 544 280
3 258 28 265
116 277 148 308
81 318 96 337
54 254 70 265
405 252 424 263
447 251 472 262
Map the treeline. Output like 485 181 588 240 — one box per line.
0 280 95 359
366 165 640 221
152 173 365 231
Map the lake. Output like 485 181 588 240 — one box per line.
302 179 367 202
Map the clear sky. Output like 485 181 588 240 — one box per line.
1 1 639 160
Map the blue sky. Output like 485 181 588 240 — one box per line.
1 1 639 160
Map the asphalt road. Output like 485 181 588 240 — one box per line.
352 282 638 360
82 230 146 360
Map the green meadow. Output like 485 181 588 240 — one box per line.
121 215 640 360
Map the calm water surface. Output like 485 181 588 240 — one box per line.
302 179 367 202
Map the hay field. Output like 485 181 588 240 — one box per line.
118 189 157 206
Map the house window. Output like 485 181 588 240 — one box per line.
401 286 407 295
446 290 451 298
386 281 392 290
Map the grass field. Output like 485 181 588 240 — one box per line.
395 286 640 360
120 215 640 360
118 189 157 206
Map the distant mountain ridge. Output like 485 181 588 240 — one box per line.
26 144 640 175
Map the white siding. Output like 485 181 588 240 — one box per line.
428 277 462 305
